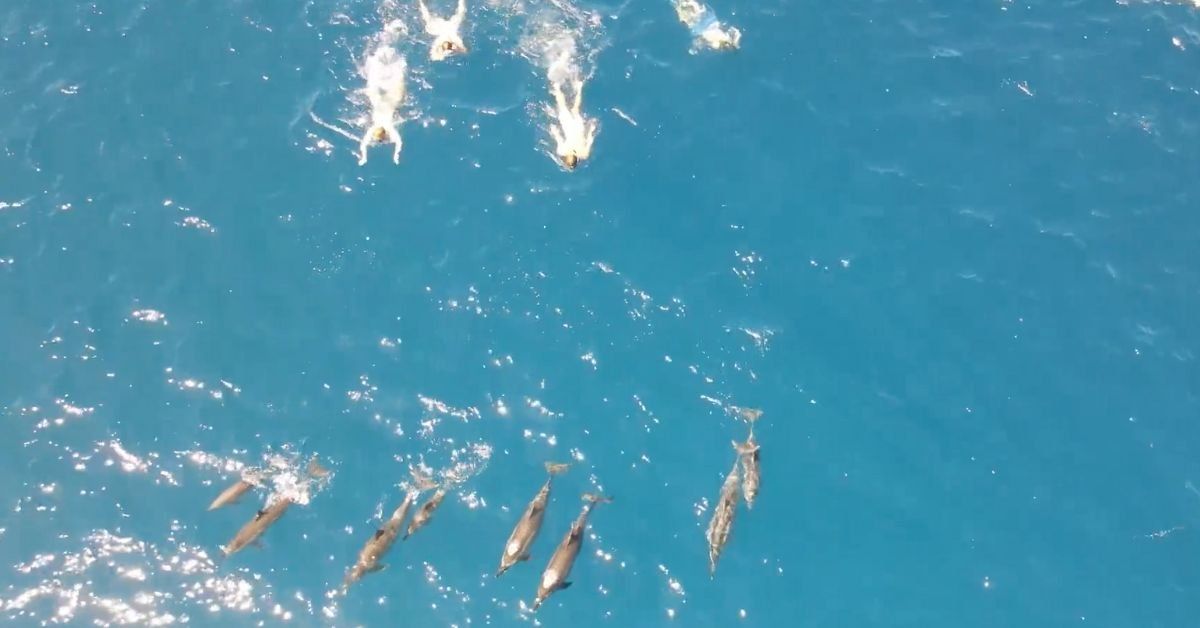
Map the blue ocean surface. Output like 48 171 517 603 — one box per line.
2 0 1200 626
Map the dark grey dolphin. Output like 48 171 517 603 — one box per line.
403 487 447 540
223 497 292 556
208 479 256 512
497 462 569 577
344 492 417 590
531 493 610 611
705 458 740 576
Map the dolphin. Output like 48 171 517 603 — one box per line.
705 458 740 576
734 408 762 508
344 492 417 590
223 497 293 556
208 478 256 511
732 435 760 509
531 493 610 611
403 487 447 540
497 462 570 577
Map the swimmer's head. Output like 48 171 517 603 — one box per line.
563 153 579 170
430 37 467 61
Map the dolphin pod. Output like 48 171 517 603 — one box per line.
205 404 768 612
707 407 766 577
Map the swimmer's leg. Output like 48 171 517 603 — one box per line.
419 0 434 33
550 80 569 115
451 0 467 28
571 79 584 116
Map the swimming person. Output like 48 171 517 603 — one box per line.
545 55 597 170
358 44 407 165
673 0 741 51
419 0 469 62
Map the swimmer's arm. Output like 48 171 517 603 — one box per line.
358 130 373 166
583 118 598 154
390 128 402 164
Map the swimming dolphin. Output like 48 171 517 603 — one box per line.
733 408 762 509
706 458 740 576
497 462 570 577
344 492 417 590
208 478 256 511
733 436 760 509
223 497 293 556
531 493 610 611
403 487 447 540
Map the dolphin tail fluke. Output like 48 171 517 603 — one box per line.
531 598 543 611
739 407 763 424
732 440 759 456
410 466 438 492
545 461 570 475
307 456 330 479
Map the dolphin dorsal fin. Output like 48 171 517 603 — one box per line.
374 529 385 539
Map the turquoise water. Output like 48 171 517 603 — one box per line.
3 0 1200 625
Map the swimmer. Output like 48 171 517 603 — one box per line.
546 71 597 171
358 46 407 166
419 0 469 62
674 0 741 52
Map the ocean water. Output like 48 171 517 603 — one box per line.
2 0 1200 626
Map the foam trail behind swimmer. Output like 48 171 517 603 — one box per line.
517 1 604 169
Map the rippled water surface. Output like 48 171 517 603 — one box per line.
2 0 1200 626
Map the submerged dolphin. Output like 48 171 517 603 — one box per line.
497 462 570 577
403 487 447 540
705 458 740 576
344 492 417 590
532 493 610 611
223 497 293 556
208 478 256 511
